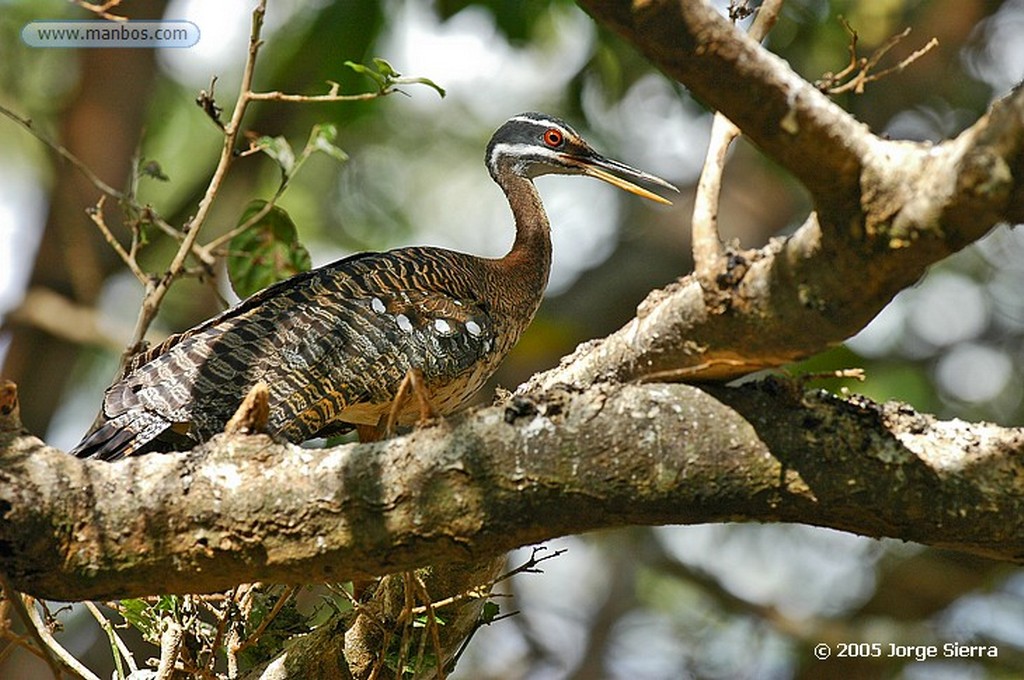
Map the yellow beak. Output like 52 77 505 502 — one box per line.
581 163 677 205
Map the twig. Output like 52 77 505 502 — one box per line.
73 0 128 21
87 196 149 286
155 620 184 680
0 104 210 278
0 577 63 680
202 586 238 675
817 21 939 95
84 601 137 676
405 546 565 617
849 37 939 93
409 574 446 680
691 0 784 282
394 572 417 678
18 592 103 680
122 0 268 363
248 80 384 103
0 105 124 200
231 585 296 656
195 195 278 261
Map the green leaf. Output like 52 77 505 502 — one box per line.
371 57 399 78
227 200 312 298
396 75 446 98
344 59 388 88
345 58 445 98
257 135 296 175
309 123 349 163
118 598 157 639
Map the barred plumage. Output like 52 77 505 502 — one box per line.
72 113 676 460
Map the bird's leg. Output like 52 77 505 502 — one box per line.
384 368 436 437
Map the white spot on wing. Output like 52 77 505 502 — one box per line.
371 297 386 314
465 320 482 337
396 314 413 332
434 318 453 334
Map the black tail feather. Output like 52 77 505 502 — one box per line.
69 413 175 461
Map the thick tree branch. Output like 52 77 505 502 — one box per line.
2 378 1022 602
578 0 870 212
521 2 1024 387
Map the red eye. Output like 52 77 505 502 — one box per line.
543 128 564 147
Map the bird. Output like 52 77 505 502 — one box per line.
71 112 677 460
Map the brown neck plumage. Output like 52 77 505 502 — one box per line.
488 168 553 322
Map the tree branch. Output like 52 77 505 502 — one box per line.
521 1 1024 387
2 378 1022 602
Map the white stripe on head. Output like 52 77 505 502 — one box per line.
487 140 566 177
507 113 568 129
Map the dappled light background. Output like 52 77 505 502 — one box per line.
1 0 1024 677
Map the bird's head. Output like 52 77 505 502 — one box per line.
485 112 678 205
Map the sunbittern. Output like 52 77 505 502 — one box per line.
72 112 677 460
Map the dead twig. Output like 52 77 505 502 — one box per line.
155 620 184 680
817 20 939 95
87 196 149 286
0 577 63 680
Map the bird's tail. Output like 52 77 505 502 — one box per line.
69 412 173 461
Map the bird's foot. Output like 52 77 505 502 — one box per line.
385 368 437 435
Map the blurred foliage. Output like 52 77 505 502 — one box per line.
1 0 1024 678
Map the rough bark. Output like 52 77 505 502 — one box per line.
2 378 1023 603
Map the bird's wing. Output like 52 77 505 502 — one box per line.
73 249 500 459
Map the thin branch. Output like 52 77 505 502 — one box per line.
155 621 184 680
122 0 268 360
195 195 279 260
84 601 137 676
691 0 784 282
88 196 149 286
247 80 385 103
0 105 124 200
817 22 939 95
691 114 737 279
403 547 565 617
409 574 446 680
0 578 63 680
231 585 296 656
203 586 238 675
24 593 102 680
0 105 210 284
72 0 128 21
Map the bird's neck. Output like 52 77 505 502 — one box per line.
493 171 553 315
